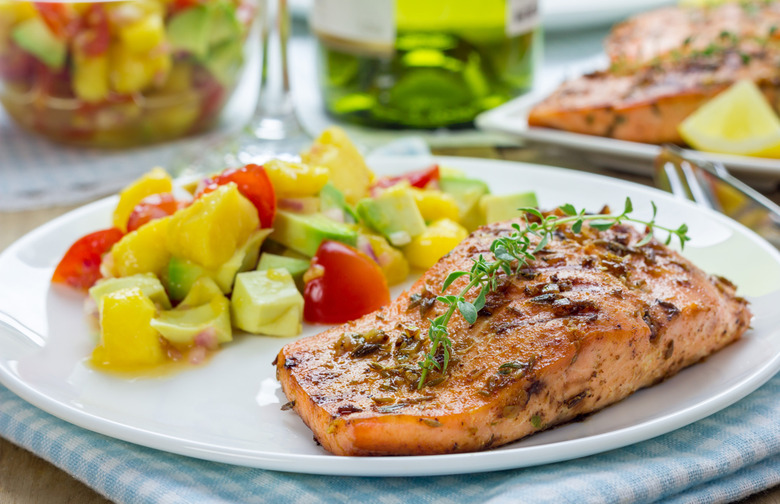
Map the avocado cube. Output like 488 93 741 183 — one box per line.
89 273 172 310
480 192 539 224
151 296 232 346
11 17 66 69
179 277 224 309
269 210 357 257
320 182 359 223
231 269 303 337
167 5 210 59
439 175 491 231
356 185 426 247
211 228 271 292
257 253 310 291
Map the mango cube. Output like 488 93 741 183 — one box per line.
119 14 165 54
361 233 409 286
410 187 460 223
403 218 468 270
167 184 259 269
300 127 373 204
112 167 172 232
73 53 110 102
263 159 329 198
92 287 165 367
108 216 172 278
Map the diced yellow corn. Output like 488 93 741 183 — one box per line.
403 218 467 270
73 52 110 102
112 167 172 232
410 187 460 222
263 159 329 198
167 184 260 269
109 216 172 278
119 14 165 54
92 287 165 367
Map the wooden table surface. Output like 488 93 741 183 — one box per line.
1 145 779 504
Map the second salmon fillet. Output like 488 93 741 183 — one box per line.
276 216 750 456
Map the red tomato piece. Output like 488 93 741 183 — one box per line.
372 164 440 192
51 228 124 290
126 192 185 232
303 240 390 324
78 4 110 56
34 2 74 38
196 163 276 228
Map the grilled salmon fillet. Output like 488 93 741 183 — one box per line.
527 1 780 144
276 216 750 456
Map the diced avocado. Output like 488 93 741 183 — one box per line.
151 296 232 345
204 39 244 87
439 175 490 232
165 257 206 303
231 269 303 337
208 0 242 47
211 229 271 293
320 182 359 223
269 210 357 257
257 253 310 291
480 192 539 224
11 17 66 69
179 277 224 308
356 185 426 247
90 274 172 310
167 5 210 59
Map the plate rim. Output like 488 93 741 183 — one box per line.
1 155 779 477
475 90 780 179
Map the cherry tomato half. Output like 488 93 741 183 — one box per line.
372 164 440 192
303 240 390 324
196 163 276 228
34 2 74 39
126 192 186 232
51 228 124 290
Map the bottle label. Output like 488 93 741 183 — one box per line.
506 0 539 36
310 0 396 53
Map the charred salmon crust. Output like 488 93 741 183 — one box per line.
276 218 750 456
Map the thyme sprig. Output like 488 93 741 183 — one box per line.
416 198 690 389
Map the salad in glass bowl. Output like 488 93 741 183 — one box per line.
0 0 255 147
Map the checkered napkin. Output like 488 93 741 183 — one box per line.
1 374 778 504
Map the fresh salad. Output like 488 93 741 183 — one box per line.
0 0 253 147
51 127 538 373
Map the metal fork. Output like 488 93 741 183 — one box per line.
653 145 780 249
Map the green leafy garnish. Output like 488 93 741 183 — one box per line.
416 198 690 388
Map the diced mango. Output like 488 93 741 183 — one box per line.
361 234 410 286
300 127 373 204
119 14 165 54
263 159 329 198
109 42 170 93
167 184 259 269
73 52 110 102
108 216 172 278
410 187 460 222
112 167 172 232
403 218 468 270
92 287 165 367
89 273 171 310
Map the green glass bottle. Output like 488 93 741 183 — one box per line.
310 0 540 129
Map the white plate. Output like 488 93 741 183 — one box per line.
1 157 780 477
476 91 780 181
541 0 675 31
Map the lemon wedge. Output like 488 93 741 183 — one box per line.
678 80 780 158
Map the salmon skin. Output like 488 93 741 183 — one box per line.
276 215 750 456
527 1 780 144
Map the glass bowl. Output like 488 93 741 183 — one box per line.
0 0 255 148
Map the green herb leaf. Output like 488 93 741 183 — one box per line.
442 271 468 291
457 300 478 325
560 203 577 216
